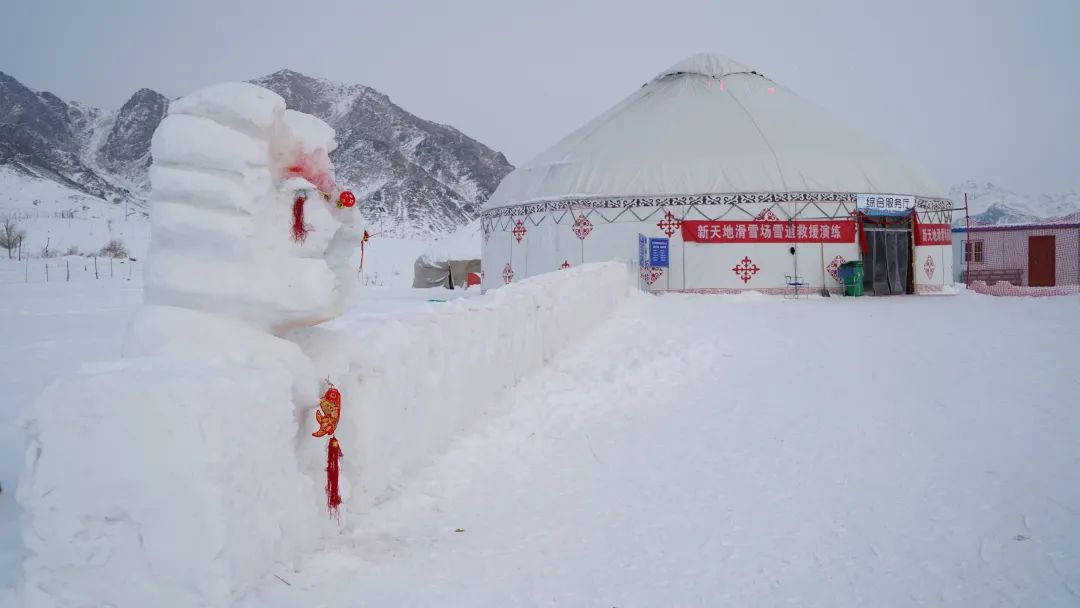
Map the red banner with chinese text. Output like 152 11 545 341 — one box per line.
681 220 856 244
914 224 952 246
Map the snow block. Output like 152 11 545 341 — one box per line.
17 359 319 608
291 261 636 511
168 81 285 139
149 201 259 258
124 306 320 404
152 114 271 175
149 165 268 215
281 109 337 154
145 251 338 331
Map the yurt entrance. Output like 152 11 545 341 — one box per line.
862 221 913 295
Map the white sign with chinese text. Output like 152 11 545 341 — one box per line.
856 193 915 215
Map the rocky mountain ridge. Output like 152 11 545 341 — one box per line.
0 69 513 237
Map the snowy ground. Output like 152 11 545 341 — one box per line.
243 291 1080 607
3 285 1080 606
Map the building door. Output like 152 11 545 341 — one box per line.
862 224 912 295
1028 235 1056 286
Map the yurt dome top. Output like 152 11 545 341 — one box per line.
652 52 760 82
485 52 947 211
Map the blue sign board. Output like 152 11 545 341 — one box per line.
649 237 669 268
638 233 647 266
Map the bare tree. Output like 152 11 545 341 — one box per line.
0 218 26 259
99 239 129 259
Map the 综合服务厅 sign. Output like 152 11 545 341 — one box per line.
856 193 914 216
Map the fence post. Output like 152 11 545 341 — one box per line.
110 256 114 278
66 260 70 282
45 263 49 282
94 256 99 279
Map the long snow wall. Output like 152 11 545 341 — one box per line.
293 261 636 512
17 260 634 607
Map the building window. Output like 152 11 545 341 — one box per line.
963 240 984 263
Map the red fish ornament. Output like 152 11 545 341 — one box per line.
312 385 344 515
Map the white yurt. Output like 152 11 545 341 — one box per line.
480 53 955 295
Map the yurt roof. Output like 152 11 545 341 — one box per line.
485 52 946 210
418 219 482 264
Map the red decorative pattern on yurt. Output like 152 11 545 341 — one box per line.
572 214 593 239
640 266 664 285
512 220 527 243
657 210 682 237
826 255 846 281
732 256 760 283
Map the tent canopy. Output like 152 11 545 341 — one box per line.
413 220 482 289
485 52 945 210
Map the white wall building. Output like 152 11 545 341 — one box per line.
480 53 954 295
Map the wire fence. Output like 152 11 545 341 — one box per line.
0 255 140 285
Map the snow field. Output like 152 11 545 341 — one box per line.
0 165 150 264
245 291 1080 607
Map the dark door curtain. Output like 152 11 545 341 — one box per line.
863 230 910 295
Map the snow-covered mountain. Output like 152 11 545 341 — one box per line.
0 70 513 239
252 70 512 238
0 71 160 206
950 181 1080 225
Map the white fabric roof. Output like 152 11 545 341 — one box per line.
486 53 945 210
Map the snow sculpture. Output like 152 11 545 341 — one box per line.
144 82 361 328
18 83 363 608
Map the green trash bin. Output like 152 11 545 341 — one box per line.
839 261 864 297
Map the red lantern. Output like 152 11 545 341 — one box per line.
337 191 356 209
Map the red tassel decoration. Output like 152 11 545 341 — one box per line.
312 385 344 517
359 230 370 271
292 195 309 243
326 437 343 514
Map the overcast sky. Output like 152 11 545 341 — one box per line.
2 0 1078 192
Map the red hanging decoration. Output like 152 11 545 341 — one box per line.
359 229 370 271
292 195 310 243
325 438 342 513
336 191 356 208
312 385 343 516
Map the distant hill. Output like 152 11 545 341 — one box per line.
950 181 1080 225
0 69 514 240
